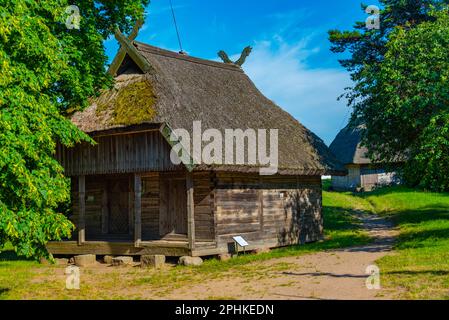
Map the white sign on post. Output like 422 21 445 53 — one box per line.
232 236 249 248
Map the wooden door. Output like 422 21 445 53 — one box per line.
159 177 187 237
107 179 130 235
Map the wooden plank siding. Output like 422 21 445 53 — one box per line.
56 130 182 176
213 173 323 252
193 172 215 242
141 173 160 240
332 164 401 191
331 164 361 191
60 171 322 256
51 126 326 257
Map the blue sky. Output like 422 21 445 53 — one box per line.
105 0 380 145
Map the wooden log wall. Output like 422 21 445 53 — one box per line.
56 130 182 176
192 172 215 242
67 169 322 251
214 172 322 250
331 164 361 191
141 173 160 240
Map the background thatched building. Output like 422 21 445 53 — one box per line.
49 36 344 257
329 125 401 191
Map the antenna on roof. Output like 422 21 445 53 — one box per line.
169 0 186 55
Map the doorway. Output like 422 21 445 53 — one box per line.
107 178 131 237
159 175 188 238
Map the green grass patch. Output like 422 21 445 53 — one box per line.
322 178 332 191
0 245 41 300
360 187 449 300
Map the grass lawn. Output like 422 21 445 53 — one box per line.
362 187 449 300
322 186 449 299
0 190 368 300
1 186 448 299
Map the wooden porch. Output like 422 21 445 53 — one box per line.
46 240 219 257
47 170 210 257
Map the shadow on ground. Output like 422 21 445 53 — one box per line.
0 250 32 263
282 271 367 279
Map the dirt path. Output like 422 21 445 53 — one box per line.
166 213 399 300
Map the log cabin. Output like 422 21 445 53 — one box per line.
48 32 344 257
329 125 402 191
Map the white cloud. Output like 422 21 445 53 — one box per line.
241 36 352 145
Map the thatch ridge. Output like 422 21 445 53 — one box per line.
134 42 244 72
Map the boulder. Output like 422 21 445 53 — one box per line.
103 255 114 265
74 254 96 267
141 255 166 269
178 256 203 267
55 258 69 266
111 256 133 267
218 254 232 262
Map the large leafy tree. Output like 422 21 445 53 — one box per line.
329 1 449 190
352 9 449 191
0 0 149 259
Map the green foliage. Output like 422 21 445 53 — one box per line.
354 9 449 191
329 1 449 191
0 0 149 259
322 178 331 191
329 0 448 89
404 113 449 191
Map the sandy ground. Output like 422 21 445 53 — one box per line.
165 213 399 300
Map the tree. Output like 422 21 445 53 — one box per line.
351 9 449 191
329 1 449 98
0 0 149 259
329 1 449 190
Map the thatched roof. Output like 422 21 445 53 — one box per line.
329 125 371 165
71 41 345 175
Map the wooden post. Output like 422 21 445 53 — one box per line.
134 174 142 247
129 177 134 236
186 172 195 251
258 190 264 232
101 183 108 234
78 175 86 245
